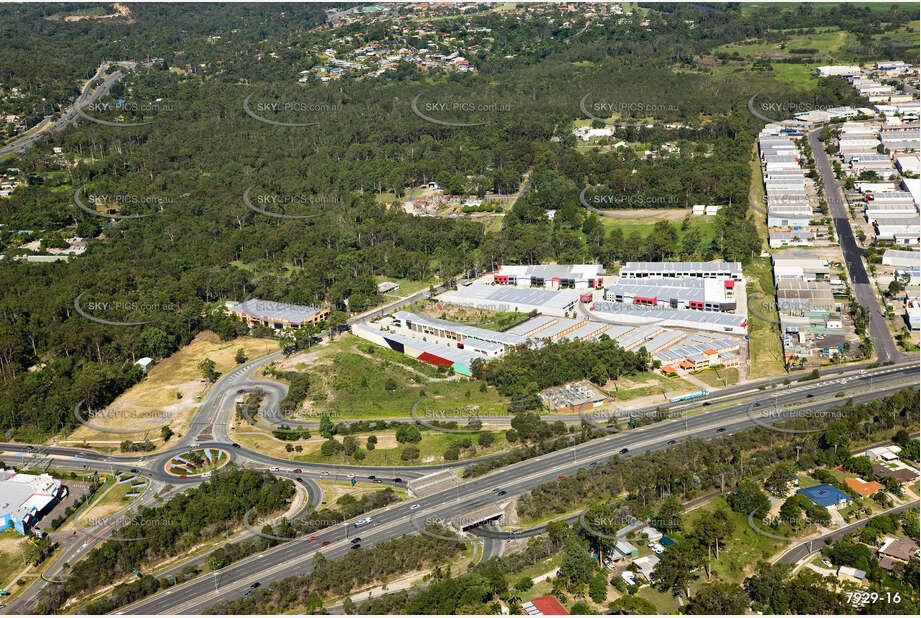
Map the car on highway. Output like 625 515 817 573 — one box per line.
350 537 362 543
232 443 240 448
512 529 522 535
350 543 361 550
806 393 814 398
130 468 138 473
236 389 247 395
666 439 677 445
716 427 726 433
321 540 331 546
368 475 376 480
292 468 302 473
410 504 420 510
393 478 403 483
309 536 318 541
753 402 760 407
492 487 501 493
589 461 598 467
557 475 564 480
321 471 329 475
619 448 629 454
354 517 373 527
270 466 280 472
296 477 302 482
373 479 383 484
178 474 186 479
497 490 507 496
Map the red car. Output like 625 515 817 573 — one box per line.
179 474 187 479
321 540 331 546
309 536 318 541
557 475 564 480
292 468 302 473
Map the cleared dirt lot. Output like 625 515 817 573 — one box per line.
63 332 275 449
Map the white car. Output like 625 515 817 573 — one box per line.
269 466 280 472
410 504 420 510
822 559 833 568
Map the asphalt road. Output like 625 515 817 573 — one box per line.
807 128 900 363
115 369 917 614
1 354 914 613
0 62 137 158
776 500 919 564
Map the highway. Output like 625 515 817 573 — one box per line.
1 350 915 613
112 366 916 614
807 128 900 363
0 61 140 158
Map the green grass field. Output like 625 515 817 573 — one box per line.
678 496 788 583
610 371 697 402
599 215 718 250
746 258 786 379
739 2 908 14
694 367 740 388
297 429 509 466
305 335 510 418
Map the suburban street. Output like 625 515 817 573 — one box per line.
776 500 920 564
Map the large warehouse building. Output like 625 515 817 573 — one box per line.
0 470 65 535
618 261 743 281
603 277 737 312
590 301 748 335
437 285 583 317
228 299 330 329
491 264 604 289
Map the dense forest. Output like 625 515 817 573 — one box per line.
0 2 917 439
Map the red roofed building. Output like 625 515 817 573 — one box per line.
844 477 885 497
527 595 569 615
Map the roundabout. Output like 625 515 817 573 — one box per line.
164 448 230 477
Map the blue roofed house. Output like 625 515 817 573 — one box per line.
796 483 852 508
